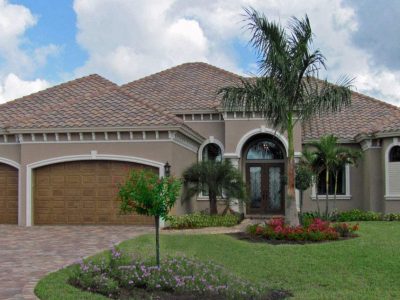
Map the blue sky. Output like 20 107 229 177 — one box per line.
1 0 399 106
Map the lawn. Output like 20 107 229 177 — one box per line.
35 222 400 300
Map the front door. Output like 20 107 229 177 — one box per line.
246 163 284 214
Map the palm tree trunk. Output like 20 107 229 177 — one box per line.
334 171 338 212
285 118 299 226
209 189 218 215
325 167 329 218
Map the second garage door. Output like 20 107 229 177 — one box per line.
0 163 18 224
34 160 156 225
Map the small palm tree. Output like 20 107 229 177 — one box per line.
219 8 353 225
308 135 361 216
332 149 362 211
183 160 247 215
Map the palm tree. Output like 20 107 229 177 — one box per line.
183 160 247 215
308 135 361 217
332 149 362 211
219 8 353 225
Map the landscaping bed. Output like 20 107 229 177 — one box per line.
164 213 242 229
68 245 289 300
243 218 359 244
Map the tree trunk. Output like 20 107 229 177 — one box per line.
315 174 321 215
209 189 218 215
333 171 338 212
285 118 299 226
325 167 329 219
155 215 160 267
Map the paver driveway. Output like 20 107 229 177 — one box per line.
0 225 153 299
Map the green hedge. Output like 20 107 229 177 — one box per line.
301 209 400 222
165 213 242 229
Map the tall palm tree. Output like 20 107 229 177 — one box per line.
219 8 353 225
183 160 247 215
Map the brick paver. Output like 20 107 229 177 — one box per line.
0 225 153 299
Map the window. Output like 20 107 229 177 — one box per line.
389 146 400 162
201 143 222 196
246 139 284 160
202 143 222 162
317 167 346 195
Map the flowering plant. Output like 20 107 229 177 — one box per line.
247 217 359 242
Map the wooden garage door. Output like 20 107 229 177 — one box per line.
34 161 156 225
0 163 18 224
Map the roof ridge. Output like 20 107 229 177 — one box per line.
0 74 116 109
121 61 243 89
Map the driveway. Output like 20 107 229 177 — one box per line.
0 225 153 299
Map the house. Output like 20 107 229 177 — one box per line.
0 62 399 226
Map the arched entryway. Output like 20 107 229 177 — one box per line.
243 134 286 215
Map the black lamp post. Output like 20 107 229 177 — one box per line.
164 162 171 177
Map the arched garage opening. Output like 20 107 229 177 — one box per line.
0 162 18 224
32 159 159 225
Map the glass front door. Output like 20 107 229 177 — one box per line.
246 163 284 214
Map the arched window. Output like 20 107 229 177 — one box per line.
389 146 400 162
246 139 284 160
202 143 222 162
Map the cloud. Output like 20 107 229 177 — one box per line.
0 73 50 103
73 0 399 105
0 0 57 103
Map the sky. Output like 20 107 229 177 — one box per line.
0 0 399 106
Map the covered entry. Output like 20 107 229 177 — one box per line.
0 163 18 224
33 160 156 225
244 135 286 215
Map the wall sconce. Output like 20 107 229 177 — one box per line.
164 162 171 177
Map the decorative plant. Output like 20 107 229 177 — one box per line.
219 8 353 226
118 169 181 266
182 160 247 215
295 163 313 215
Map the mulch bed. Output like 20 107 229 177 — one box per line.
226 232 358 245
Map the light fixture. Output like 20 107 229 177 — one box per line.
164 162 171 177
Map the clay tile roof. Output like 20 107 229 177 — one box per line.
120 62 242 112
14 86 189 129
302 90 400 141
0 74 117 129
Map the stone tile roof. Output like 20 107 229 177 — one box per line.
0 74 117 129
15 87 186 129
121 62 242 112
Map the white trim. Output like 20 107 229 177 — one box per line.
234 127 289 158
385 137 400 198
311 164 351 199
0 158 21 225
385 195 400 201
197 136 225 161
25 154 165 227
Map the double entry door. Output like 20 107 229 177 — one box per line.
246 163 284 214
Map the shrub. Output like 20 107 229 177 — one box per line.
69 245 267 299
336 209 382 222
247 217 358 242
166 213 241 229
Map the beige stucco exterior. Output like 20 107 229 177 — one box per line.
0 113 400 226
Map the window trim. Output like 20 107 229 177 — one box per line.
311 164 351 200
385 137 400 200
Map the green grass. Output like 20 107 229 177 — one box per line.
35 222 400 300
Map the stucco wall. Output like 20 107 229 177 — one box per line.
184 121 225 145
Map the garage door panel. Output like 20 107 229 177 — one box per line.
34 160 155 225
0 163 18 224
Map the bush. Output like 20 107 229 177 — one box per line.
166 213 242 229
300 209 392 222
247 217 358 242
69 245 267 299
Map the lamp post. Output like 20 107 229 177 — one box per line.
164 162 171 177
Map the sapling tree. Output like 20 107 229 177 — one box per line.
118 169 181 266
295 163 313 215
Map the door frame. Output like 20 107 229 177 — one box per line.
246 162 285 215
